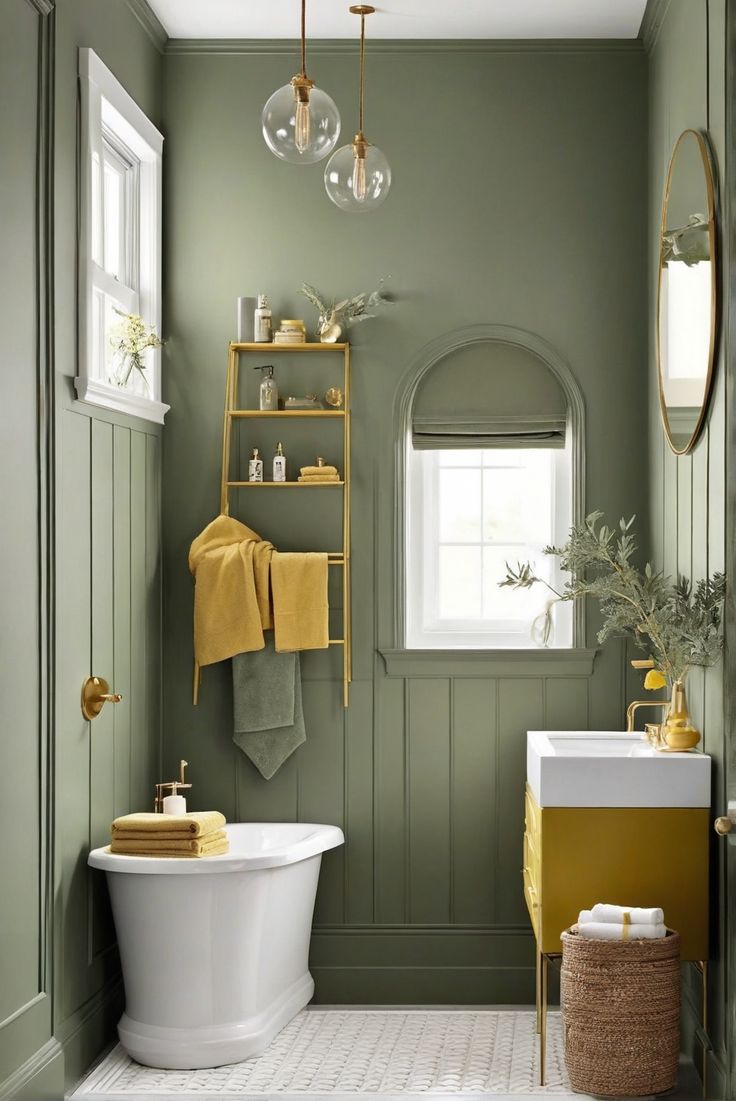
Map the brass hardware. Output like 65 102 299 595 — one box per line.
154 759 193 813
714 816 733 836
630 658 655 670
325 387 343 407
81 676 122 720
644 722 666 749
626 699 668 733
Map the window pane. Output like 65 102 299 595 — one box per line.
483 453 553 544
482 545 552 620
439 468 481 541
439 449 482 467
439 546 481 619
103 152 124 280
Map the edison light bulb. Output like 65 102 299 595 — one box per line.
262 80 340 165
352 151 367 202
294 96 311 154
325 138 391 213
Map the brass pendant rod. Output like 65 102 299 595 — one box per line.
300 0 307 76
358 10 365 134
349 5 375 136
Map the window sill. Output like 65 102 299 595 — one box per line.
75 377 170 425
378 647 598 678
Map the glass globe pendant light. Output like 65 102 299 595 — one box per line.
324 5 391 213
261 0 341 164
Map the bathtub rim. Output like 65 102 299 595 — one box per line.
87 821 344 875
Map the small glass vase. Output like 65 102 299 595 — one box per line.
662 676 700 751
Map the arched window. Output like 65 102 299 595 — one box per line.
400 327 585 650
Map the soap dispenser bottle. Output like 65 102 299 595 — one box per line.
248 448 264 482
254 365 278 411
273 442 287 482
254 294 272 342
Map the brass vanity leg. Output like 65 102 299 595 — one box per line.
535 942 542 1035
540 953 548 1086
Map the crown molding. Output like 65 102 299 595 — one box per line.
25 0 55 14
639 0 671 52
126 0 168 53
165 37 645 57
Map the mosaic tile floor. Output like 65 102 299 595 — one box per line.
71 1007 699 1101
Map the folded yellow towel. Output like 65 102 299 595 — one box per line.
111 811 226 837
189 515 273 668
109 835 230 858
300 465 338 476
271 551 329 652
111 830 228 856
298 474 341 483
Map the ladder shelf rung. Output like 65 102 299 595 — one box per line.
228 409 345 418
226 480 345 488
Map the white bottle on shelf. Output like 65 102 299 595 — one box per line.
248 448 264 482
254 294 272 343
273 442 287 482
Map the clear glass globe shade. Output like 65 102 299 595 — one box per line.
261 82 341 164
324 142 391 213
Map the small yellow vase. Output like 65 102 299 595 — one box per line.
662 679 700 751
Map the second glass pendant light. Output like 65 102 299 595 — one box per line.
325 5 391 212
262 0 341 164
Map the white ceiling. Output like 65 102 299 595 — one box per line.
149 0 648 41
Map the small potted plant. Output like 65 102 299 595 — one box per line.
500 511 725 749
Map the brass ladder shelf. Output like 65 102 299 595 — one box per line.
220 342 352 707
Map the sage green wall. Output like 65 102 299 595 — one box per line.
162 43 649 1001
646 2 729 1096
0 2 164 1097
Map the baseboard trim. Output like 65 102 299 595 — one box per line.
312 965 537 1006
0 1037 63 1101
57 978 124 1092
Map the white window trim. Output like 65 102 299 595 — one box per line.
405 443 573 650
76 48 169 425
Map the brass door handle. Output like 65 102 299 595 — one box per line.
714 816 733 836
81 676 122 721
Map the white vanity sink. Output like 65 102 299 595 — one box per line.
527 731 711 808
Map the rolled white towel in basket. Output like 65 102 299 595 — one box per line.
584 903 664 926
576 921 667 941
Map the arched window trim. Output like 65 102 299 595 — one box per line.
392 324 586 650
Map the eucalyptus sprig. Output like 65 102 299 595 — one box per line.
300 277 392 332
500 511 725 682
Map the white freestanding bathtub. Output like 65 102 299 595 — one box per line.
88 822 344 1070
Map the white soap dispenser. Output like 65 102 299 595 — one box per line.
162 782 187 816
273 441 287 482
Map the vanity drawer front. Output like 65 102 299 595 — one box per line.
523 829 541 893
525 786 541 843
523 866 540 937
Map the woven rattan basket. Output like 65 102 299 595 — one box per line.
560 927 681 1097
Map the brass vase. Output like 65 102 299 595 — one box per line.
662 678 700 751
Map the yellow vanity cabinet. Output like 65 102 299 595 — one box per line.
523 784 709 959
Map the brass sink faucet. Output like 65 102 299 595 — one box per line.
625 700 669 747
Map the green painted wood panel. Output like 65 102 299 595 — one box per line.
0 0 43 1036
408 679 451 924
113 427 132 820
374 676 407 925
647 1 730 1089
344 681 375 924
451 680 497 924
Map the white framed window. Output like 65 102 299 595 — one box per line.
76 48 168 424
406 444 573 649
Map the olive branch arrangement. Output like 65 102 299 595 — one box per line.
500 511 725 682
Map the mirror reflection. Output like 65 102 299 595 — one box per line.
657 129 717 454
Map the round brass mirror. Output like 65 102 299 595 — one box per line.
657 129 718 455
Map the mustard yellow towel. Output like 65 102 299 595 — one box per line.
111 811 226 837
188 515 273 667
300 465 338 476
109 836 230 858
111 830 227 856
271 552 329 652
297 475 340 483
